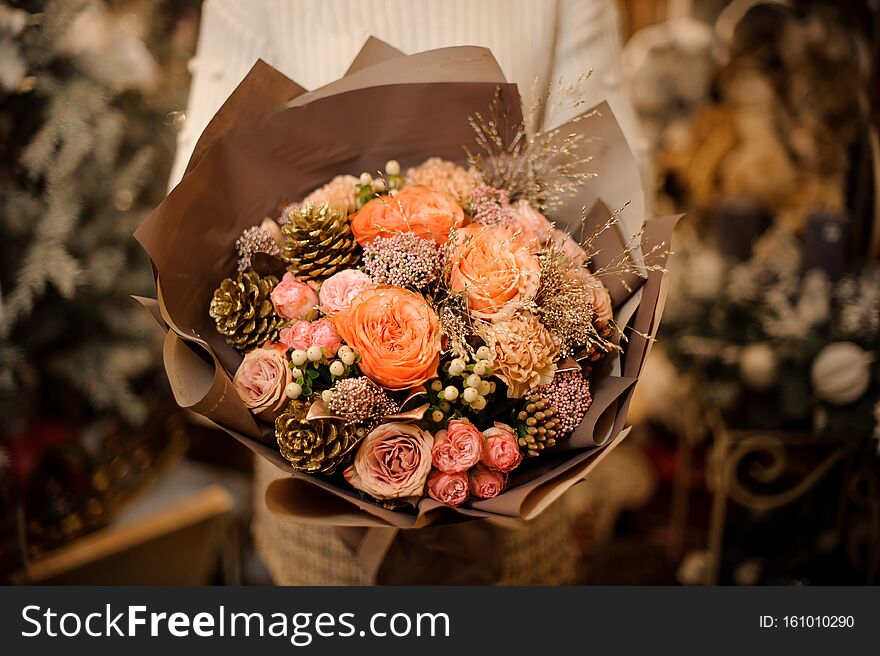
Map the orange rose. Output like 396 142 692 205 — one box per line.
448 224 541 322
334 286 441 390
350 185 464 246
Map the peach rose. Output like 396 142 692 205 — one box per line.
232 343 292 414
468 464 507 499
319 269 375 314
509 199 551 242
568 267 613 326
426 469 469 507
481 422 522 473
550 228 588 268
448 224 542 322
431 419 483 473
308 318 342 357
278 320 312 351
587 275 613 326
350 185 464 246
270 272 319 321
344 422 434 500
333 286 440 390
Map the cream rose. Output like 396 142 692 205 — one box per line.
232 344 292 414
344 422 434 500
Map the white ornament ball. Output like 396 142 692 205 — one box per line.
810 341 873 406
738 343 778 391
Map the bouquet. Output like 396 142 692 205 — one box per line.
136 41 676 546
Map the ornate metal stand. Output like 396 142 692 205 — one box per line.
703 413 860 585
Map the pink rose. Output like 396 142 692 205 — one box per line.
468 464 507 499
270 272 319 321
278 320 311 350
232 343 292 415
431 419 483 473
481 422 522 473
309 318 341 357
426 469 469 507
319 269 374 314
344 422 434 500
509 199 551 242
549 228 588 268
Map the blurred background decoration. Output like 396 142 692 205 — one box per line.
0 0 878 585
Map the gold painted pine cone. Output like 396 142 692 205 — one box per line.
275 400 364 475
209 270 281 352
281 202 360 282
515 395 562 458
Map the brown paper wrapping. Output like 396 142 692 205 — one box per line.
135 41 679 583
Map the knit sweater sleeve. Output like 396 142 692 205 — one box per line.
168 0 271 190
544 0 642 150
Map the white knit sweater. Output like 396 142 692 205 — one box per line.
169 0 644 188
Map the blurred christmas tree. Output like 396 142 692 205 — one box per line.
0 0 189 432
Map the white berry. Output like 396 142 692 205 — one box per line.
439 401 451 413
307 346 323 362
359 172 372 185
291 350 308 366
471 395 487 411
285 382 302 399
466 373 481 388
476 346 492 361
443 385 459 402
463 387 479 403
385 159 401 176
338 346 356 365
373 178 386 192
431 410 444 423
449 358 466 376
329 361 345 376
473 361 490 376
431 379 443 392
477 380 491 396
321 389 333 403
291 367 303 379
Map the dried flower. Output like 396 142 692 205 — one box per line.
528 370 592 435
362 232 443 288
405 157 481 207
235 225 281 274
327 377 399 424
481 313 558 398
470 183 515 227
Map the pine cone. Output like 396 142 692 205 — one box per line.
275 400 364 474
280 202 360 282
209 270 282 351
515 395 562 457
